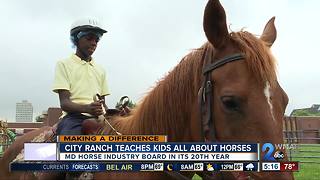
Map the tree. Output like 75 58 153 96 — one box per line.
35 114 44 122
291 109 320 116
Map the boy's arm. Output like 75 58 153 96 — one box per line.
58 89 104 117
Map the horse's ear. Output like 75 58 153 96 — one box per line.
203 0 229 49
260 17 277 47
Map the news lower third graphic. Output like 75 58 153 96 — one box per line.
9 136 299 172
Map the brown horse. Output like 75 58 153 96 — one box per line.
0 127 53 180
0 0 293 179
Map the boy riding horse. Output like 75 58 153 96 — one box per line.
52 18 109 136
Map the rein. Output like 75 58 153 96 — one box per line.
95 94 122 135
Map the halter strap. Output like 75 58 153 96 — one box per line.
199 47 245 142
203 53 245 74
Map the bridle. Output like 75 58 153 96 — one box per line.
100 45 247 180
166 46 246 180
198 46 245 142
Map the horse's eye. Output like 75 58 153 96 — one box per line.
221 96 241 112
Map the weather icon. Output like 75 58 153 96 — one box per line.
245 163 254 171
167 164 173 171
206 164 214 171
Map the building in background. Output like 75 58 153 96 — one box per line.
15 100 33 122
9 107 61 136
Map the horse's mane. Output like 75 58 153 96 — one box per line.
230 31 277 87
112 30 277 139
112 46 206 139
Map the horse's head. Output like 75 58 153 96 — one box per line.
196 0 293 179
202 0 287 145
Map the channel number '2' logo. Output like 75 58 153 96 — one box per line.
262 143 276 161
262 143 285 161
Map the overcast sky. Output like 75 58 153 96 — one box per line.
1 0 319 121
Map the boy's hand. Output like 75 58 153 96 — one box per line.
87 101 104 117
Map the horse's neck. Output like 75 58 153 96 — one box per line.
116 57 202 140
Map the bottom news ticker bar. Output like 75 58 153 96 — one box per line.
10 162 259 172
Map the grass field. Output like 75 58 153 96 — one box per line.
291 144 320 180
